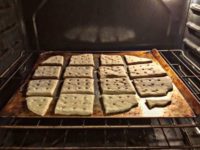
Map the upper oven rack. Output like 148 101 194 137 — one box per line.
0 49 199 149
0 49 200 117
0 50 198 118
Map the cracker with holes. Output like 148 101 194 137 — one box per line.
26 97 53 116
133 76 173 97
128 63 166 78
64 66 93 78
26 79 59 96
69 54 94 66
99 66 127 78
102 95 138 114
33 66 62 79
101 54 124 66
124 55 152 64
61 78 94 94
55 94 94 115
100 78 136 94
41 55 64 66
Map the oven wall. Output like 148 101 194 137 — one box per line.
0 0 28 75
183 0 200 61
21 0 190 51
0 0 31 109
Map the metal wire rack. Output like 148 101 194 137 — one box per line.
0 49 199 149
160 49 200 102
0 117 199 149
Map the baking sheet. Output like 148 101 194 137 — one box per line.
0 50 197 118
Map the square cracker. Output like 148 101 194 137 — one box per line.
55 94 94 115
26 79 59 96
41 55 64 66
102 94 138 114
133 76 173 97
100 78 136 94
61 78 94 94
33 66 62 79
69 54 94 66
64 66 93 78
101 54 124 66
128 63 166 78
124 55 152 65
99 66 127 78
26 97 53 116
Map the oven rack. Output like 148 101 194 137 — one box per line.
0 117 199 129
0 118 199 149
0 49 199 149
159 49 200 102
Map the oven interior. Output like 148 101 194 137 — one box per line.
0 0 200 149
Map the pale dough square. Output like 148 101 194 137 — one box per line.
55 94 94 115
26 97 53 116
61 78 94 94
33 66 62 79
145 92 172 109
64 66 93 78
133 76 173 97
102 94 138 114
69 54 94 66
99 66 127 78
101 54 124 66
26 79 59 96
41 55 64 66
146 98 171 109
128 63 166 78
125 55 152 64
100 78 136 94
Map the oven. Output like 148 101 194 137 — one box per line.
0 0 200 149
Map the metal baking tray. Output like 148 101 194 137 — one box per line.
0 49 199 118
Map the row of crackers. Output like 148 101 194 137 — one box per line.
99 54 173 114
26 54 95 116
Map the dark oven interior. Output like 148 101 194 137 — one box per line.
0 0 200 149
